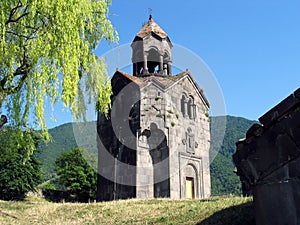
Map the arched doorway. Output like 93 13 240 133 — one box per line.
184 164 198 199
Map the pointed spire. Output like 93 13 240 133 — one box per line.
149 8 152 20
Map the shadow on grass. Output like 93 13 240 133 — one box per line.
197 201 255 225
0 210 18 220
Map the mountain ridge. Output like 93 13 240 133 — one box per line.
37 115 257 195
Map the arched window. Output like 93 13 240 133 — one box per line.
181 94 188 117
181 94 196 119
188 96 196 120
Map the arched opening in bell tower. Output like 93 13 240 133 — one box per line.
147 48 161 74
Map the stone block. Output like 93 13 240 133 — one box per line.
259 89 300 126
253 179 300 225
294 87 300 99
233 87 300 225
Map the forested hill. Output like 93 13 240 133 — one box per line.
37 122 78 180
37 116 257 195
210 116 257 195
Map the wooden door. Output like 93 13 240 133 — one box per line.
186 177 194 199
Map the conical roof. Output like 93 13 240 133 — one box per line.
136 16 168 39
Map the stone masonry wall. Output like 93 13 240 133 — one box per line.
136 74 210 199
233 88 300 225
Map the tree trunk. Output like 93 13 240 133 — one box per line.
0 115 7 128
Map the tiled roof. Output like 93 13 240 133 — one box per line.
136 17 168 39
114 70 209 107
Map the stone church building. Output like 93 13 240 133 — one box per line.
97 16 211 201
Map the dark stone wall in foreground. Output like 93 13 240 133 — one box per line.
233 88 300 225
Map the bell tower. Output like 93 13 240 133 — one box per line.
131 15 173 76
97 15 211 202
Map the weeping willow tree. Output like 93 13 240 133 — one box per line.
0 0 118 153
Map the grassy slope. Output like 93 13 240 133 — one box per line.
0 197 254 225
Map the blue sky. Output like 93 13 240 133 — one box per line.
47 0 300 127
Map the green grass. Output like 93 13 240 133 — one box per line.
0 196 254 225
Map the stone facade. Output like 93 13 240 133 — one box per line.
97 16 211 201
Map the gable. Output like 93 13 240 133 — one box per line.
111 70 209 109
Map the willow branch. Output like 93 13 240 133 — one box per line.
5 2 29 25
